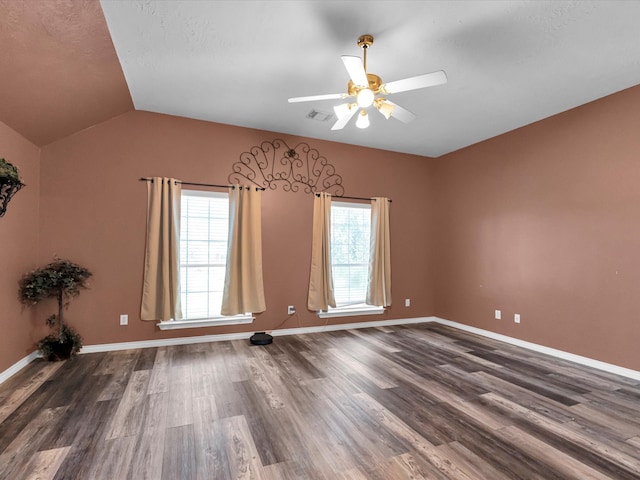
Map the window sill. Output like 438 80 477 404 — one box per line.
317 305 384 319
157 314 254 330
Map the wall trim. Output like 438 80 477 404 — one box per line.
80 331 255 353
0 350 39 385
432 317 640 381
4 315 639 384
271 316 432 336
80 317 434 353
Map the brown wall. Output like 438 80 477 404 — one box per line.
7 83 640 375
0 120 41 373
38 111 435 347
433 84 640 371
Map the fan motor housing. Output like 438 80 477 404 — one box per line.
357 34 374 49
348 73 383 96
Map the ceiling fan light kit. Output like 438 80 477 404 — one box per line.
356 88 375 108
376 99 395 120
355 109 370 129
288 34 447 131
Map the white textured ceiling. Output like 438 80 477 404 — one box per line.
99 0 640 158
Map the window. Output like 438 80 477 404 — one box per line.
331 202 370 306
320 201 383 318
180 190 228 319
159 190 252 330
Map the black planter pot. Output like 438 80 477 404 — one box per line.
46 340 75 361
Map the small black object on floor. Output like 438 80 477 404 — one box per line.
250 332 273 345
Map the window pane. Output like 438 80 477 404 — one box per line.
332 244 349 264
183 292 208 319
180 191 229 319
353 243 369 264
350 265 368 291
185 266 208 292
186 197 210 217
208 291 223 315
186 241 209 264
187 217 210 240
208 266 226 291
210 218 227 241
209 241 227 263
333 265 350 289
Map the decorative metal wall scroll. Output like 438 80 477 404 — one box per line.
228 139 344 196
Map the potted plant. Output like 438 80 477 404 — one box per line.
0 157 21 181
19 258 92 361
0 158 25 217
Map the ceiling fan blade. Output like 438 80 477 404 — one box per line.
333 102 355 119
341 55 368 87
385 101 416 123
375 100 394 119
382 70 447 94
331 106 358 130
288 93 346 103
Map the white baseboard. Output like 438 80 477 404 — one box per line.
80 317 435 353
432 317 640 381
4 315 639 384
271 316 434 337
0 350 39 385
80 331 254 353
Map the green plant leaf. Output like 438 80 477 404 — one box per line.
0 158 21 182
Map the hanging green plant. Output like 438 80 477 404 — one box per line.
19 258 92 361
0 158 21 182
0 158 25 217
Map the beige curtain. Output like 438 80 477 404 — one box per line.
141 177 182 321
221 186 266 315
367 197 392 307
308 192 336 311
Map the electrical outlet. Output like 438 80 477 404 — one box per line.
514 313 521 324
119 314 128 326
405 298 410 307
287 305 296 315
495 310 501 320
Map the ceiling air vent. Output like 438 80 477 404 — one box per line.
306 109 334 122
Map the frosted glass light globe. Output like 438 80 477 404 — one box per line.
356 88 375 108
355 110 370 129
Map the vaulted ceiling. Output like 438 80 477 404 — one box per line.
0 0 132 146
2 1 640 157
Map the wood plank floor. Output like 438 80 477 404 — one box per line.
1 323 640 479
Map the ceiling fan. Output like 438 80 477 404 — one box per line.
288 34 447 130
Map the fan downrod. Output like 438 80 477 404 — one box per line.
351 34 380 95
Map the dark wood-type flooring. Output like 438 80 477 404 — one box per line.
1 323 640 479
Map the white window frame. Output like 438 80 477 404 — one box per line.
157 189 253 330
318 201 384 319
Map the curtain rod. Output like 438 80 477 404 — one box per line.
316 193 392 203
139 177 265 191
